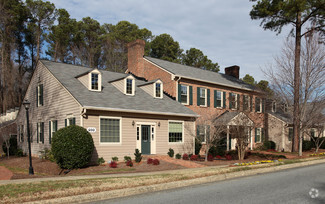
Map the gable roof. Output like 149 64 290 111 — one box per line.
41 60 197 117
144 56 258 92
214 111 253 126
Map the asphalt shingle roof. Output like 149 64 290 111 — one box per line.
144 56 258 91
41 60 197 117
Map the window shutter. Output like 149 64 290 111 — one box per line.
229 93 232 109
41 122 44 144
196 125 200 137
207 89 210 107
237 94 240 110
223 92 226 108
207 125 210 143
36 86 38 107
262 99 265 113
178 84 182 102
54 120 57 131
189 86 193 105
255 97 258 112
214 90 217 108
65 119 67 127
197 87 201 106
40 84 43 106
229 134 231 150
255 128 257 143
261 128 265 142
49 121 51 144
37 123 39 143
72 117 76 125
250 96 253 112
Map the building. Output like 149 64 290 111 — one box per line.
14 60 197 161
0 108 19 154
127 39 267 151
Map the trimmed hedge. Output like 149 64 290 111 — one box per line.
51 125 94 169
263 141 276 150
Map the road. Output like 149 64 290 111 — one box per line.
91 163 325 204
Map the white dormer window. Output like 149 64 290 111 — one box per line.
89 70 102 91
125 76 135 95
91 73 99 90
154 81 163 98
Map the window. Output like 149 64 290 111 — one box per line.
256 97 262 112
272 101 276 112
243 95 250 111
181 85 188 104
230 93 238 109
37 122 44 144
155 82 162 98
197 125 210 143
255 128 261 143
19 125 24 142
49 120 58 144
65 117 76 127
288 127 293 141
215 91 222 108
200 88 207 106
283 103 288 112
91 73 99 90
100 118 121 143
169 121 183 142
36 84 43 107
126 78 134 95
310 129 315 137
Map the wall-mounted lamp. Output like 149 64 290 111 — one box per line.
132 121 135 126
158 122 161 127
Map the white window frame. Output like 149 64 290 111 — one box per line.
168 120 184 144
198 125 209 144
231 93 238 110
154 81 163 99
200 88 207 107
50 120 57 141
37 84 43 107
216 91 223 108
66 116 75 126
89 70 102 92
180 85 189 105
255 128 261 143
124 76 135 96
256 97 262 113
99 116 122 145
37 122 44 144
243 95 250 111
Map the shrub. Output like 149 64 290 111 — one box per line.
167 148 174 158
109 161 117 168
16 148 24 157
147 158 153 164
51 125 94 169
152 159 160 165
175 153 181 159
2 136 18 156
97 157 105 165
126 160 133 167
263 141 276 150
112 156 119 162
208 146 226 157
225 155 232 160
207 154 214 161
124 156 132 162
216 155 222 159
267 149 277 152
302 140 313 151
190 155 198 161
195 138 202 155
182 153 189 160
134 149 142 163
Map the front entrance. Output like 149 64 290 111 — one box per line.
141 125 151 154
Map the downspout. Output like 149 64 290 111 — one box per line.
175 76 182 101
80 108 87 127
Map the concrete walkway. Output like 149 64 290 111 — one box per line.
0 166 13 180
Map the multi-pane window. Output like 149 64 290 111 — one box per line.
37 84 43 107
216 91 222 108
100 118 120 143
243 95 250 111
310 129 315 137
37 122 44 144
91 73 99 90
49 120 58 144
181 85 188 104
126 78 133 95
197 125 210 143
283 103 288 112
255 128 261 143
169 122 183 142
65 117 76 126
288 127 293 141
230 93 238 109
200 88 206 106
155 83 161 98
256 97 261 112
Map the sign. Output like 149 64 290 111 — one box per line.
87 127 96 133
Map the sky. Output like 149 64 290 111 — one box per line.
49 0 291 81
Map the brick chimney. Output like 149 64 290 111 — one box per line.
127 39 145 78
225 65 240 79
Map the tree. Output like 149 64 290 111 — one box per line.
150 33 183 63
242 74 255 85
181 48 220 72
250 0 325 153
26 0 56 64
265 33 325 155
256 80 273 96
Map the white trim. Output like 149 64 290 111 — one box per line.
255 127 262 143
167 120 184 144
153 81 163 99
199 87 207 107
99 116 122 145
89 70 102 92
215 90 223 108
180 84 189 105
256 97 262 113
83 106 198 118
124 76 135 96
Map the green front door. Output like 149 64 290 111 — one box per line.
141 125 151 155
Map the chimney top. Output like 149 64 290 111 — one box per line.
225 65 240 79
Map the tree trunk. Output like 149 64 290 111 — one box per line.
293 12 302 153
36 24 41 63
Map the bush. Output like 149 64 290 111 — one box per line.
208 146 226 157
16 148 24 157
167 148 174 158
302 140 313 151
2 136 18 156
110 161 117 168
152 159 160 165
97 157 105 165
147 158 153 164
134 149 142 163
112 156 118 162
182 153 189 160
124 156 132 162
195 138 202 155
263 141 276 150
216 155 222 159
126 160 133 167
225 155 232 160
175 153 181 159
207 154 214 161
190 155 198 161
51 125 94 169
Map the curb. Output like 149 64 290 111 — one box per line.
26 158 325 204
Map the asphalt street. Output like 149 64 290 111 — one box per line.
92 163 325 204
